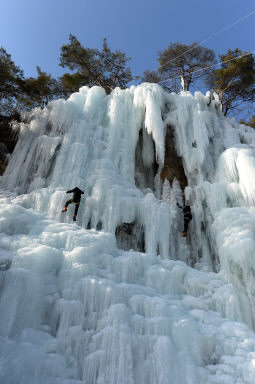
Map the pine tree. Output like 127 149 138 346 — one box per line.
140 69 180 93
141 70 161 84
0 47 24 114
59 35 132 95
22 66 62 109
157 42 216 91
0 47 62 114
240 115 255 129
209 49 255 116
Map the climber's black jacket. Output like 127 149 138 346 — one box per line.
66 187 84 203
182 205 192 219
177 202 192 220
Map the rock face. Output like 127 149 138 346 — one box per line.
0 115 20 175
160 125 188 190
116 125 187 252
115 222 145 252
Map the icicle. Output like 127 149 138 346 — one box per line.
1 84 255 384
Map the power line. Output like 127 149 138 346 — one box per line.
158 50 255 85
145 9 255 77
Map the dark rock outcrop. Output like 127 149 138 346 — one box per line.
0 114 20 175
160 125 188 190
135 129 158 191
115 222 145 252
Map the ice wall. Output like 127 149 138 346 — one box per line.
1 85 171 257
1 83 255 383
0 85 237 261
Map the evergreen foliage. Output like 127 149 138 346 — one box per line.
209 49 255 116
0 47 62 114
141 70 161 84
240 115 255 129
0 47 24 114
22 66 62 109
157 42 216 91
1 41 254 119
140 70 179 93
59 35 132 94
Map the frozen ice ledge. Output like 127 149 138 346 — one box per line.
1 83 255 383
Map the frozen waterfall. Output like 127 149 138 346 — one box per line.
1 83 255 383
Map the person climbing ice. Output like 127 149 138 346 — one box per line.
176 200 192 237
62 187 84 221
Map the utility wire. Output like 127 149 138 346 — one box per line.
145 9 255 77
158 50 255 84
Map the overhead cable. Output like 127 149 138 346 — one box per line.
145 9 255 77
158 50 255 84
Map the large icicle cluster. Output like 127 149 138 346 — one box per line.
1 85 171 256
1 83 255 383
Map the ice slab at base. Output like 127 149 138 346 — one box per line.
0 197 255 383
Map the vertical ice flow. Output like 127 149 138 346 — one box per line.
1 83 255 383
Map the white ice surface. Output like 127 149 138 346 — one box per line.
1 84 255 383
1 196 255 384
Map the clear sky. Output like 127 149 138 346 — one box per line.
0 0 254 83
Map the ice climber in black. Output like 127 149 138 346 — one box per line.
176 201 192 237
62 187 84 221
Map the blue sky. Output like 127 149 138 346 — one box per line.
0 0 254 83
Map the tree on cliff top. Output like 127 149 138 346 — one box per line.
0 47 62 114
0 47 24 114
157 42 216 91
208 49 255 116
22 66 62 109
59 35 133 95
